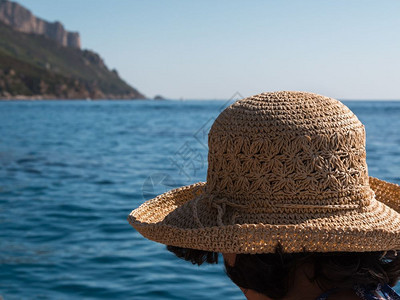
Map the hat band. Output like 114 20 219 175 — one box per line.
191 193 373 228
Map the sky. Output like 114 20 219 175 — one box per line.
15 0 400 100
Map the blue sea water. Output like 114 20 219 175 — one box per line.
0 99 400 300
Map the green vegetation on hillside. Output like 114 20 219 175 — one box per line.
0 22 145 99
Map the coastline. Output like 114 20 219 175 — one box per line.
0 94 148 101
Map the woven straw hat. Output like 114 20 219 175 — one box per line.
128 91 400 254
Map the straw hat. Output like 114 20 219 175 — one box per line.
128 91 400 254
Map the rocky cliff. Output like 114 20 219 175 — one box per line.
0 1 145 100
0 0 80 48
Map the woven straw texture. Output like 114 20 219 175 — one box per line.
128 91 400 254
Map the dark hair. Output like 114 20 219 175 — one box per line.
166 245 400 299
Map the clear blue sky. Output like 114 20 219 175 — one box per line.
16 0 400 99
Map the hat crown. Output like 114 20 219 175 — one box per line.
206 91 374 208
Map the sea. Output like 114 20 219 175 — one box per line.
0 99 400 300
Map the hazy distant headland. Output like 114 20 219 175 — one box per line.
0 0 146 100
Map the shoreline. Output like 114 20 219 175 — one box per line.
0 95 149 101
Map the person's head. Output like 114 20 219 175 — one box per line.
166 244 400 299
128 91 400 297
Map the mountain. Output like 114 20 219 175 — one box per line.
0 0 145 100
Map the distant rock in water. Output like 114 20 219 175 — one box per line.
0 0 80 48
0 0 146 100
154 95 166 100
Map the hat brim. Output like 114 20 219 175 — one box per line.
128 177 400 253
